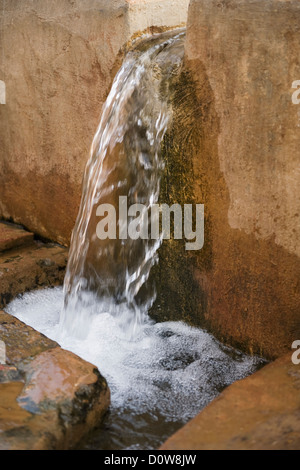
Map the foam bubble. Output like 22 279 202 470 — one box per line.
6 287 264 425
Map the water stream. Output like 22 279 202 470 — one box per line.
6 31 265 450
62 31 185 339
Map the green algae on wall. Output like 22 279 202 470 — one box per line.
149 67 213 326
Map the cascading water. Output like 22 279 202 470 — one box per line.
6 30 266 450
61 32 184 339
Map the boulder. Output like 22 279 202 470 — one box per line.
0 311 110 450
0 222 34 252
0 229 68 308
161 353 300 450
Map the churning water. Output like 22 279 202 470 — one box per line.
6 287 264 449
7 31 265 449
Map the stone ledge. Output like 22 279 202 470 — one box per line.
0 223 34 253
0 311 58 364
161 353 300 450
0 241 68 309
0 312 110 450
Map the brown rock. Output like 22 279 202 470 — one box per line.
161 353 300 450
0 312 110 450
0 311 58 365
0 224 109 449
0 223 34 253
0 365 22 383
0 241 68 309
0 382 34 437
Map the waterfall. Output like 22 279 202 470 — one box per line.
60 31 185 338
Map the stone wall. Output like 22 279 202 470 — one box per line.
0 0 189 245
184 0 300 358
161 353 300 450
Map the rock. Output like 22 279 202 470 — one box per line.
0 224 108 449
177 0 300 358
0 311 58 364
0 365 22 383
161 353 300 450
0 311 110 450
0 0 189 246
0 223 34 253
0 241 68 309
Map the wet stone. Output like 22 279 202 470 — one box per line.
0 311 110 450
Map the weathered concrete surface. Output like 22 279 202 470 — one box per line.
181 0 300 358
161 353 300 450
0 311 110 450
0 222 34 252
127 0 188 36
0 0 189 245
0 240 68 309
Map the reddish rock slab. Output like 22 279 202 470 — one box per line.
0 241 68 309
0 226 110 449
0 312 110 450
0 223 34 253
161 354 300 450
0 311 58 365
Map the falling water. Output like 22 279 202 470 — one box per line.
61 31 186 338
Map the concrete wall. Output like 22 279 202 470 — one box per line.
184 0 300 358
0 0 189 245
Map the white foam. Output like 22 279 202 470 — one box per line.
6 287 264 424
